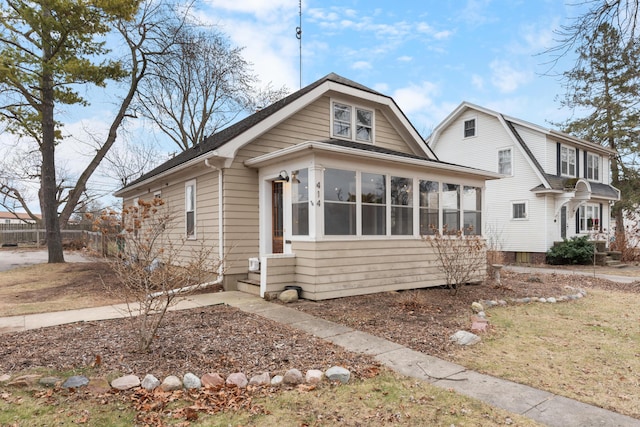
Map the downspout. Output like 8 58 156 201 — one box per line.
149 158 224 299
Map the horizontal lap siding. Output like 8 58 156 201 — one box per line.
292 239 465 300
263 256 296 294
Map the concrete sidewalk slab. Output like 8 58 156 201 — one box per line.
291 318 353 338
526 394 640 427
325 330 404 356
374 347 466 382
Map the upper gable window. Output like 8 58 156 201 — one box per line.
464 118 476 138
332 102 373 143
560 145 576 177
587 153 600 181
498 148 512 175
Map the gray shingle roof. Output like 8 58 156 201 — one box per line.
119 73 386 191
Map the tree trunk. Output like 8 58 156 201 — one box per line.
41 4 64 263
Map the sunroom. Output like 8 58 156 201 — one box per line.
244 139 500 300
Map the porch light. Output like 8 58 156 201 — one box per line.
277 170 289 182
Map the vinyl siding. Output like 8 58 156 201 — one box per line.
292 239 486 300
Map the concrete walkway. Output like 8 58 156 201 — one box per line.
0 291 638 426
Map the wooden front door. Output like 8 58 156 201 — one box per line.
272 181 284 253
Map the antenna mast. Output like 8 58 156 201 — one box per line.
296 0 302 89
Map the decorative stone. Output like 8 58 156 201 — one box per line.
539 298 547 303
183 373 201 389
0 374 11 383
477 311 486 318
160 375 182 391
86 378 111 394
450 330 481 346
201 373 225 388
249 372 271 386
39 377 61 387
62 375 89 389
305 369 323 384
282 368 303 385
325 366 350 384
141 374 161 391
278 289 299 303
547 297 557 303
270 375 284 386
498 300 507 306
471 302 483 313
471 315 489 333
111 374 140 391
226 372 248 388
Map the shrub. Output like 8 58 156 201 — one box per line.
546 236 595 265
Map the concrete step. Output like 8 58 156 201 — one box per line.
237 278 260 296
248 271 261 282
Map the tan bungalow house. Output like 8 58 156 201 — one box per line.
115 73 500 300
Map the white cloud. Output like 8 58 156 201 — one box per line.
489 60 533 93
205 0 293 19
397 55 412 62
471 74 484 90
392 81 439 115
351 61 372 70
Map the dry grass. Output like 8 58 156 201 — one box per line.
0 262 123 317
450 288 640 418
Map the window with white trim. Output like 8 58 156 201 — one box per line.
464 118 476 138
498 148 512 175
419 180 439 235
512 201 527 220
463 186 481 235
442 183 460 232
587 153 600 181
362 172 386 235
579 204 600 232
324 168 356 235
561 146 576 177
332 102 373 143
292 169 309 235
390 176 413 235
185 180 196 238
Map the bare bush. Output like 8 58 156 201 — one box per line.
423 225 487 295
94 198 223 352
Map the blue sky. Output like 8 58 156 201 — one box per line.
1 0 590 211
198 0 584 135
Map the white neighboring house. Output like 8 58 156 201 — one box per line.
0 212 40 225
427 102 620 263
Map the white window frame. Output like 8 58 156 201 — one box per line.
560 145 576 177
463 118 476 138
587 153 600 181
579 204 600 232
511 201 528 220
185 179 196 239
331 100 374 143
498 148 512 175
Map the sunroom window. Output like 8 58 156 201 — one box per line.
292 169 309 235
463 186 481 235
362 172 386 235
391 176 413 235
419 180 439 235
324 168 356 235
442 183 460 232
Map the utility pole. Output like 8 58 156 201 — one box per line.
296 0 302 89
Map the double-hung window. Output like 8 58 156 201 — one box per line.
587 153 600 181
464 119 476 138
185 180 196 238
390 176 413 235
512 201 527 220
332 102 373 143
419 180 439 235
442 183 460 232
463 186 481 235
498 148 512 175
292 169 309 235
579 204 600 232
362 173 386 235
324 168 357 235
561 146 576 176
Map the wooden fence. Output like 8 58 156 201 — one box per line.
0 223 104 253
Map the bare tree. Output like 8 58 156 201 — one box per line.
136 25 288 151
95 198 223 352
102 137 163 188
423 226 487 296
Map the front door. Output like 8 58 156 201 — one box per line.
272 181 284 253
560 206 567 239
